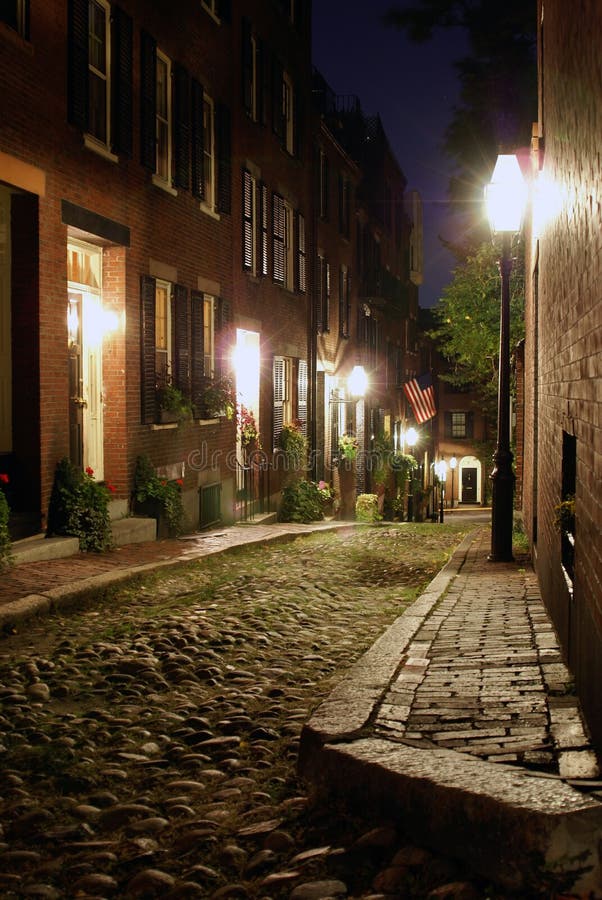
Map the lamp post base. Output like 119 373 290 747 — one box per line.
488 450 515 562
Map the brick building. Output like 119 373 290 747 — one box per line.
523 0 602 749
0 0 419 539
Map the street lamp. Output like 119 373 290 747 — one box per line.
449 456 457 509
405 427 418 521
485 153 527 561
436 458 447 523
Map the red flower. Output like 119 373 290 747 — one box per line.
176 478 184 487
85 466 94 477
106 482 116 493
0 473 8 484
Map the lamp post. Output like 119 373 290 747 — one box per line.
436 458 447 523
449 456 457 509
485 154 527 562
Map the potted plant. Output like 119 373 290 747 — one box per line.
338 433 359 463
239 405 261 450
133 454 185 537
200 375 236 420
317 479 336 517
355 493 382 523
156 380 194 424
277 419 307 476
46 460 114 551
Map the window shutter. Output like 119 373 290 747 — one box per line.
293 83 302 158
191 78 205 200
272 57 284 140
191 291 205 412
111 7 133 157
259 182 268 276
273 356 285 449
444 412 452 439
173 284 189 393
242 169 253 271
272 193 285 284
298 359 308 436
216 103 231 213
140 275 157 424
174 64 190 190
140 30 157 171
67 0 88 130
218 297 232 331
466 412 474 438
242 18 253 115
296 212 306 293
258 40 268 126
218 0 231 23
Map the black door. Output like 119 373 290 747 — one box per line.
462 467 477 502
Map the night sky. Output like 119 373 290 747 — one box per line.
312 1 469 308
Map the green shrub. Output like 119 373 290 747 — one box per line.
355 493 381 523
278 479 324 523
47 458 113 552
134 454 185 536
0 484 12 569
277 420 307 469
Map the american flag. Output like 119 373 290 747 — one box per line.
403 373 437 424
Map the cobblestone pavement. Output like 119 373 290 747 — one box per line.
0 523 504 899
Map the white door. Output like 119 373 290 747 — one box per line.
67 244 104 480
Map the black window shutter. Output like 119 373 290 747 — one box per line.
295 212 306 293
111 7 133 157
218 297 232 331
272 193 285 284
466 412 474 438
140 275 157 424
191 291 205 413
216 103 231 214
242 169 253 271
293 83 302 158
191 78 205 200
218 0 231 23
444 412 452 439
242 18 253 116
173 284 189 393
174 64 190 190
258 40 268 126
272 57 284 140
259 182 268 276
140 30 157 171
67 0 88 130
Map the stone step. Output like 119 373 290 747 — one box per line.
10 517 157 564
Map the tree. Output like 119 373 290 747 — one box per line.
428 239 525 424
384 1 536 216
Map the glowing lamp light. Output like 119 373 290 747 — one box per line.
405 426 418 449
485 154 527 233
347 365 367 398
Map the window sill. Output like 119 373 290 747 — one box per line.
200 203 220 221
152 175 178 197
150 422 178 431
197 417 220 425
84 135 119 164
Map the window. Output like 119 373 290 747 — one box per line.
1 0 28 36
242 19 266 123
272 193 293 289
68 0 133 157
155 50 172 184
339 174 350 237
317 255 330 333
445 412 474 439
155 280 172 387
273 356 307 445
202 94 216 209
88 0 110 145
203 295 216 377
319 150 329 220
339 265 350 338
282 70 294 155
242 169 257 273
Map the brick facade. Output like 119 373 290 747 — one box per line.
524 0 602 749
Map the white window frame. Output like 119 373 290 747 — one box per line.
155 279 172 386
202 92 216 213
86 0 111 150
282 70 294 155
201 0 221 23
154 50 173 188
203 295 216 377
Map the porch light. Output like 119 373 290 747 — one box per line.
347 365 367 398
485 154 527 233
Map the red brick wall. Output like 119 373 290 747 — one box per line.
524 0 602 749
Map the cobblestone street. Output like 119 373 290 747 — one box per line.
0 524 497 900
